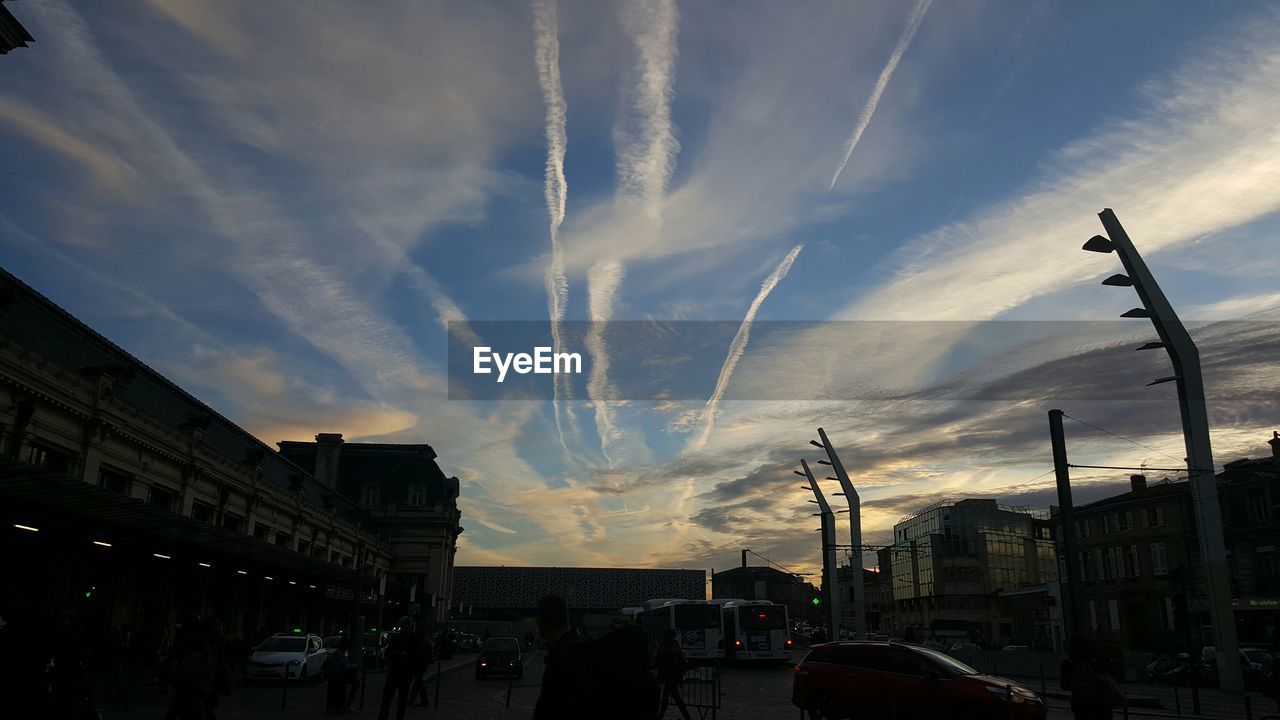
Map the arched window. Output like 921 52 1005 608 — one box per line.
360 482 381 506
407 483 427 507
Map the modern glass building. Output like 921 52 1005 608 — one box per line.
885 498 1058 646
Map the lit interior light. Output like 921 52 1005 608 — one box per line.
13 524 39 532
153 553 171 559
237 570 248 575
93 540 112 547
198 562 211 568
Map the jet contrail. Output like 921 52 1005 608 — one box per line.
585 259 625 465
829 0 932 190
585 0 681 463
532 0 576 457
692 244 803 452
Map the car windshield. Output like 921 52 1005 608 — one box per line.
915 647 978 675
483 638 520 653
258 637 306 652
740 605 787 631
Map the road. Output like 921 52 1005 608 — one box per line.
99 650 1080 719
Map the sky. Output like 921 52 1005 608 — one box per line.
2 0 1279 582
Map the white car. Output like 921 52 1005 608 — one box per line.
243 633 327 680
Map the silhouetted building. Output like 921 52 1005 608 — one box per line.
882 498 1058 646
454 566 705 622
835 564 891 634
0 1 33 54
279 438 462 624
0 268 460 663
1220 433 1280 647
712 565 821 625
1066 474 1203 654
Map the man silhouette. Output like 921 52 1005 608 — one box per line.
534 595 591 720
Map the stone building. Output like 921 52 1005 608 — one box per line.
0 268 460 661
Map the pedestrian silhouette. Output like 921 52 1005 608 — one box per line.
654 629 692 720
161 613 207 720
407 622 433 707
534 594 591 720
376 617 419 720
1061 635 1123 720
324 636 359 712
594 617 659 720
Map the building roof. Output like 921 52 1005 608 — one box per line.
712 566 805 583
1074 478 1188 514
0 266 368 522
278 440 458 503
0 2 33 54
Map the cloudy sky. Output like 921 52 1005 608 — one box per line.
2 0 1279 580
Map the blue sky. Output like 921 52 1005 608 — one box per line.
2 0 1279 577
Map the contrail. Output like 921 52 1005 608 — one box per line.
829 0 931 190
532 0 576 457
585 0 681 462
585 259 625 465
692 244 803 452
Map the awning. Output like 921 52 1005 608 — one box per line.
0 456 363 585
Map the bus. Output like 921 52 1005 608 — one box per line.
638 599 725 662
720 600 792 662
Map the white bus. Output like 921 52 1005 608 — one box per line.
638 599 725 662
720 600 792 662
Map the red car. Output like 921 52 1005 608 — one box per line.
793 641 1046 719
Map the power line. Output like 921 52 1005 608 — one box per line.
1069 463 1191 473
1060 412 1187 464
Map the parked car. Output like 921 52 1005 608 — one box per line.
457 633 482 653
793 641 1046 720
476 637 524 680
1202 646 1272 689
243 633 328 681
360 632 387 670
1002 645 1031 652
951 642 980 652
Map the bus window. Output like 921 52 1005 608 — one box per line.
741 605 787 631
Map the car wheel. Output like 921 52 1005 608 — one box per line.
806 694 839 720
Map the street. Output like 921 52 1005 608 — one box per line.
92 650 1083 720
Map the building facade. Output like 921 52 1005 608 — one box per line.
0 268 460 663
1218 435 1279 648
883 498 1058 646
712 565 822 625
455 566 706 622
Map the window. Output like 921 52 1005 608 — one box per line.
97 466 131 495
1108 600 1120 631
26 442 73 474
297 540 311 556
1259 553 1278 581
222 513 243 533
1120 512 1133 531
407 483 427 506
275 533 291 548
360 482 381 506
1076 520 1090 539
1112 547 1126 579
1128 545 1141 577
1151 543 1169 576
1163 597 1177 630
1143 507 1165 528
192 500 216 523
1247 488 1271 523
148 486 176 512
1094 550 1104 580
1080 552 1090 582
1102 515 1115 535
254 524 270 542
1088 601 1098 630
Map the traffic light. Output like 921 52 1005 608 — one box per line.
812 598 821 606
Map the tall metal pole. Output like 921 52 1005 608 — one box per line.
800 460 840 639
1090 209 1241 692
1049 409 1088 642
817 428 866 639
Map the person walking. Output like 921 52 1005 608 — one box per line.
1060 636 1124 720
534 594 592 720
161 614 208 720
201 618 232 720
324 637 359 712
376 617 418 720
407 623 433 708
654 629 692 720
593 617 659 720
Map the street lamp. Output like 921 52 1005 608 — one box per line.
1082 208 1241 693
797 461 840 638
814 428 866 640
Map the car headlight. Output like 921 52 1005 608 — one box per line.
986 685 1039 704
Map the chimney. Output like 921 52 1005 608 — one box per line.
314 433 344 490
1130 474 1147 492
